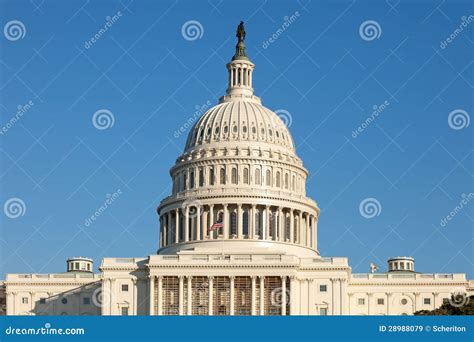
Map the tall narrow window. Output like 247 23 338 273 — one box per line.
199 168 204 187
209 168 215 186
255 169 261 185
243 209 249 236
276 171 281 188
255 210 261 237
183 173 187 190
231 168 238 184
220 168 226 185
285 215 290 241
243 168 249 184
285 174 289 189
189 169 195 189
231 211 237 236
266 170 271 186
292 175 295 191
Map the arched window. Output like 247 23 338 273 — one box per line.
231 168 238 184
266 170 271 186
255 169 261 185
276 171 281 188
220 168 226 185
243 209 249 236
199 168 204 187
255 210 261 238
243 168 249 184
209 168 215 186
189 169 195 189
231 211 237 236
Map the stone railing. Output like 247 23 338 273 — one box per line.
351 273 466 281
6 273 101 281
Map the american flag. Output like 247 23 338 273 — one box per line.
210 215 223 231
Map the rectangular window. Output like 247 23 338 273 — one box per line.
377 298 384 305
424 298 431 305
39 298 46 304
319 285 327 292
320 308 328 316
121 307 129 316
83 297 90 305
358 298 365 305
121 284 129 292
22 297 28 304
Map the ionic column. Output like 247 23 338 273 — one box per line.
281 276 287 316
260 276 265 315
178 276 184 315
251 276 257 315
184 207 190 242
209 205 214 240
187 276 192 315
175 209 180 244
196 206 201 241
148 276 155 315
223 204 229 239
289 209 294 243
157 276 163 315
230 276 235 315
237 204 243 239
208 276 214 315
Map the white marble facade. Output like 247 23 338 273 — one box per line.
3 25 473 316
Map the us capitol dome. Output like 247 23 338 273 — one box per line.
3 22 471 317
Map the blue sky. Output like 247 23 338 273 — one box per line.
0 0 472 279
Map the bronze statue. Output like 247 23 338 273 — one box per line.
236 21 246 42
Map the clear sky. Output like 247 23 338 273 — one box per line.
0 0 472 279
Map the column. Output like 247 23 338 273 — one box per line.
348 293 353 315
230 276 235 315
208 276 214 315
223 204 229 238
159 217 163 248
203 209 208 239
196 206 201 240
184 207 189 242
281 276 287 316
187 277 192 315
209 205 214 240
260 276 265 315
132 278 138 315
251 276 257 315
157 276 163 315
386 293 392 315
340 279 348 315
330 278 337 315
433 292 439 309
289 276 297 315
278 207 284 242
262 206 269 240
229 66 233 87
306 214 311 246
239 67 243 85
289 209 294 243
109 278 115 315
367 293 372 315
178 276 184 315
250 205 256 239
175 209 180 243
414 292 420 312
162 216 167 247
313 215 318 250
149 276 155 315
237 204 243 239
298 211 303 245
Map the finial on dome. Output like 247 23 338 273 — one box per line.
232 21 249 61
